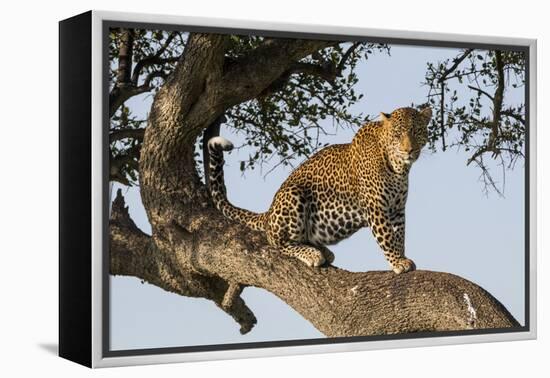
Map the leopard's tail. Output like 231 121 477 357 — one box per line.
207 137 266 231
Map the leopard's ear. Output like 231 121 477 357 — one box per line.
379 112 391 122
419 107 432 124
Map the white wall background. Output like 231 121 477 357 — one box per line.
0 0 546 377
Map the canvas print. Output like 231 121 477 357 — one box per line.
106 25 527 353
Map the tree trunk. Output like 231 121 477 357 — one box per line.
110 33 518 337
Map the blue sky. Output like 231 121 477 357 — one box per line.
109 43 525 350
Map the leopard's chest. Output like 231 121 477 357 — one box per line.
379 174 409 209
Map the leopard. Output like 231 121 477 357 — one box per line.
207 106 432 274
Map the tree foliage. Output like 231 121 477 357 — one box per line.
108 28 388 184
108 28 526 194
109 28 187 185
224 41 387 173
424 49 526 194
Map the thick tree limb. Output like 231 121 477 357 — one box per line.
110 190 257 334
270 43 360 92
139 34 335 198
219 38 334 106
116 29 134 85
110 190 518 336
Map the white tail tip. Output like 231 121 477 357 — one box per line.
208 136 234 152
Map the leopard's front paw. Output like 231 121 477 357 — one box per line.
392 258 416 274
324 250 335 264
319 246 335 264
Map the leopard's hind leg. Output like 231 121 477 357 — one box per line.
268 219 328 266
265 185 327 267
278 243 326 267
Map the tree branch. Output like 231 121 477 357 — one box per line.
109 144 140 185
501 109 525 124
490 51 505 147
109 128 145 143
467 85 495 101
466 51 507 167
283 42 359 84
436 49 474 151
337 42 361 73
109 72 168 118
110 189 257 334
116 29 134 86
109 31 180 118
111 190 518 336
109 85 151 118
131 31 180 84
219 38 336 106
287 61 337 82
439 49 473 82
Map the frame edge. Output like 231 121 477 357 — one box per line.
89 9 538 368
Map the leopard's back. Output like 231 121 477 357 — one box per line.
277 143 355 192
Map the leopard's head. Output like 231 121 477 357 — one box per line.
380 106 432 174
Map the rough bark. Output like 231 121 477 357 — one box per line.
110 189 517 335
109 33 519 337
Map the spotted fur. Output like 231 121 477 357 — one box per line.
208 107 432 273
